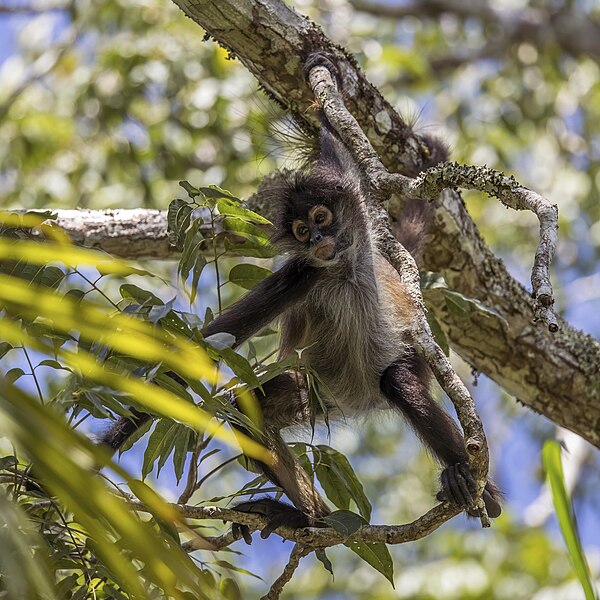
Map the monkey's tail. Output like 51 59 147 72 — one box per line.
99 409 151 453
391 198 434 264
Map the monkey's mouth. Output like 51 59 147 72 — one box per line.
312 238 336 261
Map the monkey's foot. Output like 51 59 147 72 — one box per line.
230 498 312 544
436 463 502 518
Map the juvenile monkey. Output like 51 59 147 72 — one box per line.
103 55 502 539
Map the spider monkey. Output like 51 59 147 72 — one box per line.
102 53 502 540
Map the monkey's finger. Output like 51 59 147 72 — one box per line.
457 463 477 494
440 468 460 505
260 517 283 539
453 467 475 508
231 523 253 545
241 526 253 545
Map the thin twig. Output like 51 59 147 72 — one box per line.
177 434 207 504
260 544 311 600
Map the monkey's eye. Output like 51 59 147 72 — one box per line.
309 205 333 228
292 220 310 242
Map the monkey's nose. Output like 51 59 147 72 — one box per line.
312 233 322 243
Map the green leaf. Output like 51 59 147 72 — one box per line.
141 419 176 479
228 264 271 290
224 237 278 259
167 199 194 250
119 418 153 454
217 347 261 388
222 216 271 241
190 254 208 304
120 284 164 307
443 289 507 323
346 540 395 587
199 185 239 201
315 549 334 576
173 427 193 483
6 367 25 383
64 289 85 304
38 359 71 372
315 445 372 520
178 218 206 302
426 312 449 356
217 198 271 224
443 290 471 318
0 342 13 359
179 180 201 199
323 510 366 538
543 440 599 600
212 560 262 580
32 265 65 289
204 332 236 350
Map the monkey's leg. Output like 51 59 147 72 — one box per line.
230 371 331 542
380 353 502 518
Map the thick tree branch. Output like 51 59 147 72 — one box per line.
350 0 600 63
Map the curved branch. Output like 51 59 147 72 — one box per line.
261 544 311 600
129 500 460 549
383 164 559 331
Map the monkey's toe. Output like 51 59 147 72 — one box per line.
232 498 312 543
438 463 476 510
437 465 503 518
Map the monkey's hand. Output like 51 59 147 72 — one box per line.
436 463 503 519
230 498 314 544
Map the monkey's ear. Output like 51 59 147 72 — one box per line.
317 113 355 174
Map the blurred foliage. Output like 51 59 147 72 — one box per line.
0 0 599 598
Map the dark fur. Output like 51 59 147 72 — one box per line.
203 259 320 346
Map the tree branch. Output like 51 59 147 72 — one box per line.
350 0 600 63
261 544 311 600
129 500 461 549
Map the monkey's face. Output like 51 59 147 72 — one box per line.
291 204 337 262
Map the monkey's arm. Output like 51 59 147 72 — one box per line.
380 355 502 518
203 259 319 347
99 259 318 453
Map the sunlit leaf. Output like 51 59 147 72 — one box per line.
543 440 598 600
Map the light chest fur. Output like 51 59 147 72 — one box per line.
281 244 416 414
